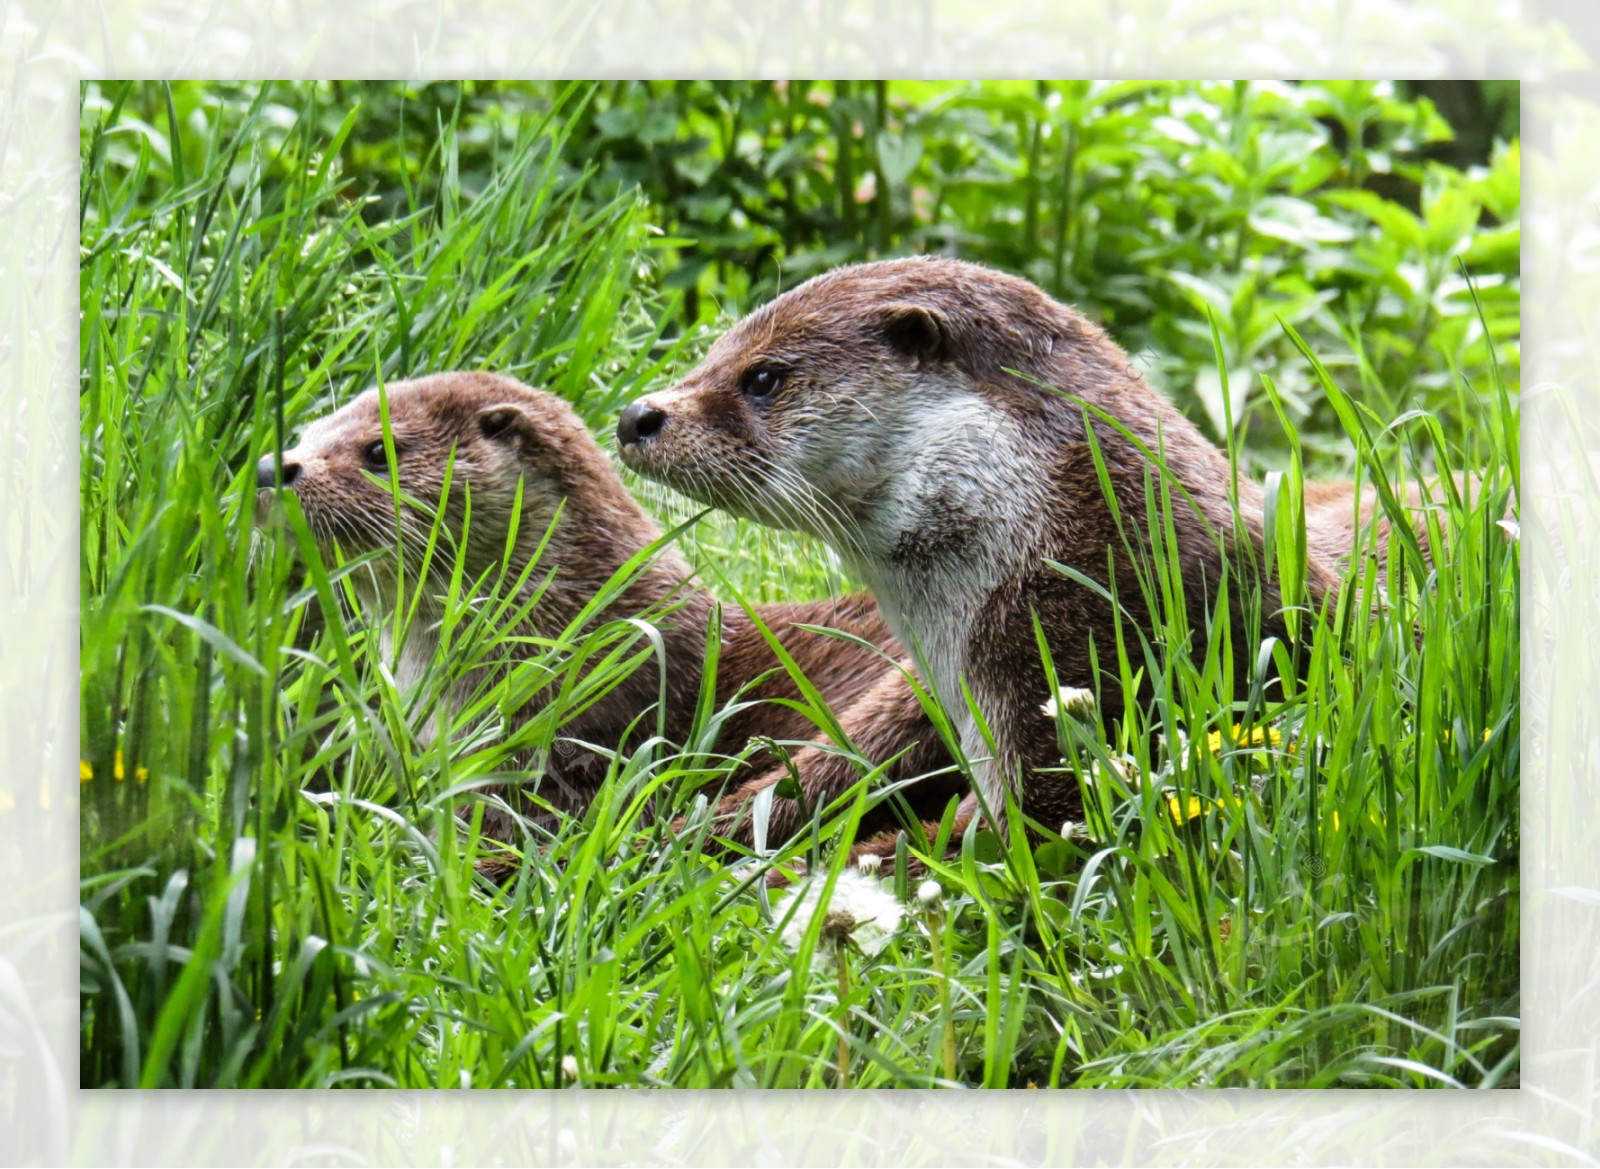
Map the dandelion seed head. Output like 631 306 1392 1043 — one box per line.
1060 820 1098 844
1042 686 1097 720
1088 752 1140 787
778 869 905 967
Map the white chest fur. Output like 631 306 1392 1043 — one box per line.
844 393 1047 812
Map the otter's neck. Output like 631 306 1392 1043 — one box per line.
845 397 1048 730
515 494 717 742
528 495 714 646
374 488 717 750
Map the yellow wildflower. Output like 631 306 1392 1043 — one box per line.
1166 787 1250 826
1204 725 1282 753
81 752 149 783
1326 809 1385 831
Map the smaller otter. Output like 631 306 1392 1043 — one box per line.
617 257 1392 840
259 371 958 865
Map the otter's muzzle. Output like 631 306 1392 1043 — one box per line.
257 455 301 489
616 401 666 449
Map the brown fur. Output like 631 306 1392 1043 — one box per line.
1305 477 1442 575
694 653 967 851
619 257 1388 840
260 371 953 869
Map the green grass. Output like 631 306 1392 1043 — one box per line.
79 82 1519 1089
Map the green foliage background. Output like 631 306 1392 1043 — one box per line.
79 80 1520 1089
103 79 1519 464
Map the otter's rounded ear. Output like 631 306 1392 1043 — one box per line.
477 402 537 445
879 302 948 363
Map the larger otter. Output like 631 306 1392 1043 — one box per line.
258 371 959 861
617 257 1359 837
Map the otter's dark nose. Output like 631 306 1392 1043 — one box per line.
617 401 666 448
257 455 301 489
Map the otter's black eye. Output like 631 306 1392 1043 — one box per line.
739 365 783 401
363 439 394 468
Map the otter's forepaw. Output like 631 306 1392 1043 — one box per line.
762 857 810 888
472 851 522 885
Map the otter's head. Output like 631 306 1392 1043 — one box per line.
258 371 636 584
616 257 1097 566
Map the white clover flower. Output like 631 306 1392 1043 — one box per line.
856 852 883 875
916 879 943 905
561 1055 579 1080
1042 686 1097 720
778 869 905 969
